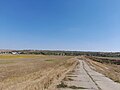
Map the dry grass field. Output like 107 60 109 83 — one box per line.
85 56 120 83
0 55 78 90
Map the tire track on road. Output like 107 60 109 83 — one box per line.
82 61 102 90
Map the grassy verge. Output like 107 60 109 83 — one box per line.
85 56 120 83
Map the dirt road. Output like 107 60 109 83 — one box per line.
57 58 120 90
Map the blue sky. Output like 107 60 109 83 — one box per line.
0 0 120 51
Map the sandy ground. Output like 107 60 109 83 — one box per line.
56 58 120 90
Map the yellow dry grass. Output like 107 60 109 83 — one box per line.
0 54 45 59
85 56 120 83
0 55 77 90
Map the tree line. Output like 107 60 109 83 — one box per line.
10 50 120 57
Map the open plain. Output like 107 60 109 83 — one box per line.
0 55 120 90
0 55 77 90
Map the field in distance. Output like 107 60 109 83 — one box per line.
0 55 77 90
